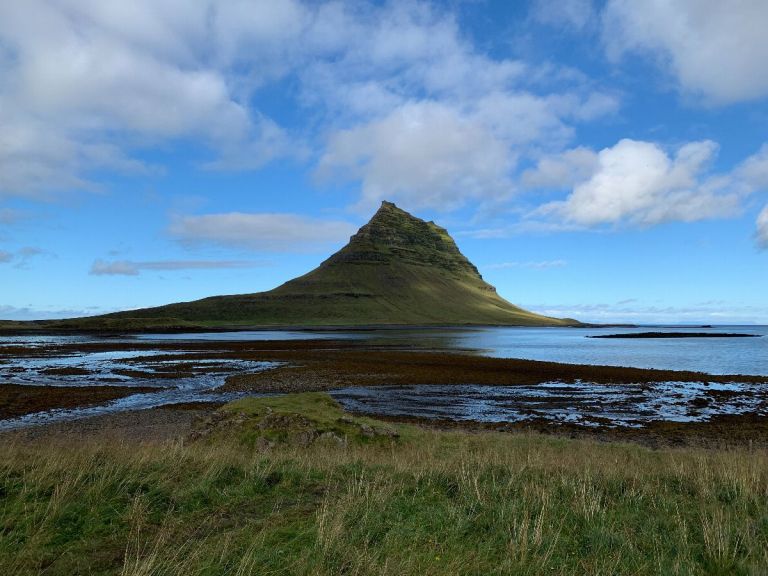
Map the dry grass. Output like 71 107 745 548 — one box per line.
1 406 767 575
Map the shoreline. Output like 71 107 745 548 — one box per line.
3 400 767 451
2 338 767 449
0 321 636 336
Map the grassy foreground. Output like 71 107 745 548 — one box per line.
1 394 767 575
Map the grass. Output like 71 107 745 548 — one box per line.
1 394 767 575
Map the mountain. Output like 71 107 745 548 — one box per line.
4 202 578 330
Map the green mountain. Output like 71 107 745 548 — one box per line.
4 202 578 330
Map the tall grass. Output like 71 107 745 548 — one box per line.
1 429 767 575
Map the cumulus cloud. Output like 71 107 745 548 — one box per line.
169 213 357 251
757 206 768 249
534 139 755 226
522 147 599 189
602 0 768 104
0 0 618 209
0 0 299 199
318 102 513 212
318 90 616 212
90 259 262 276
308 2 618 212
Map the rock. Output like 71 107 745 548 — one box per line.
374 426 399 439
295 430 318 446
359 423 375 438
316 431 347 447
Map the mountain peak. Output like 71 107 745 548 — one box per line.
368 200 410 222
325 201 480 276
90 201 574 328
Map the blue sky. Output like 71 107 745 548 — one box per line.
1 0 767 324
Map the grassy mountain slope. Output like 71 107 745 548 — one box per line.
3 202 577 330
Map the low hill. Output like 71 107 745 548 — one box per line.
2 202 578 330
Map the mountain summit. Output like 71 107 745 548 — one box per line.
326 201 481 274
22 202 577 329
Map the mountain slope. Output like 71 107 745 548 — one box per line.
6 202 578 329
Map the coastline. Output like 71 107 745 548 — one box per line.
0 321 638 336
2 338 767 449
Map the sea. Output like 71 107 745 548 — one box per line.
135 324 768 376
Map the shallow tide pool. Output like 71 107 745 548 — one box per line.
331 381 768 428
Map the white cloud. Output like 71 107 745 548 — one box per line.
90 259 263 276
0 0 619 210
757 206 768 249
531 0 595 30
317 90 616 212
603 0 768 104
303 1 618 211
485 260 567 270
522 147 599 189
169 212 357 251
0 0 301 198
535 139 750 226
738 144 768 189
0 250 11 263
318 102 513 212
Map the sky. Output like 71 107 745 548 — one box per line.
1 0 768 324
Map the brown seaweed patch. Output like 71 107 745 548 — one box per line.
0 384 163 419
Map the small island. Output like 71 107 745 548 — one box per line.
589 332 760 339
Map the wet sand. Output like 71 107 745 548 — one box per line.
2 338 767 448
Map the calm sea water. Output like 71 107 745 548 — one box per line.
135 325 768 376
